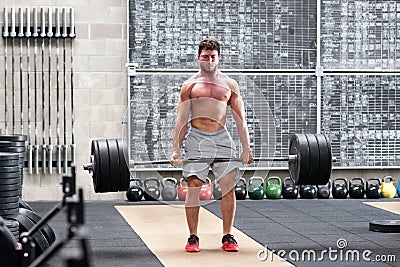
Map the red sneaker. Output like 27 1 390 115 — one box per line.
185 234 200 252
221 234 239 252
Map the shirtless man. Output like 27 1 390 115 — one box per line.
170 38 254 252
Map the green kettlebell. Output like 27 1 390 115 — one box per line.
381 176 397 198
265 176 282 199
248 177 264 200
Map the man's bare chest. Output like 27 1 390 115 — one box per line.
190 83 231 102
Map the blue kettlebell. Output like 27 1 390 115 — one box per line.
397 179 400 197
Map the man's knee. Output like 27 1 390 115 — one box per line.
218 170 237 194
185 176 203 207
187 176 204 188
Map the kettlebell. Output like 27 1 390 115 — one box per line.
199 178 212 200
381 176 397 198
248 177 264 200
365 178 381 199
143 177 161 201
265 176 282 199
126 178 143 202
317 180 331 199
235 178 247 200
299 185 317 199
332 177 349 199
332 178 348 199
178 178 188 201
161 177 178 201
213 181 223 200
348 178 365 199
397 179 400 197
282 177 298 199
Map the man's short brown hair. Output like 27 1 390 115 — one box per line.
198 38 221 56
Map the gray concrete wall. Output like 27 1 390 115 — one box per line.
0 0 127 200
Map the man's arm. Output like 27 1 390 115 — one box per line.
171 83 191 165
229 80 254 164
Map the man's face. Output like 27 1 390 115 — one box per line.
198 49 221 73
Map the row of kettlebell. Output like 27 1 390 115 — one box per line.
126 177 216 202
125 175 399 201
279 176 398 199
240 176 399 200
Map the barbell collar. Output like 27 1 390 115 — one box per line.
83 163 93 172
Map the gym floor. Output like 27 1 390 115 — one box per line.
30 198 400 267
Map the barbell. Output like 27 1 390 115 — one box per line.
83 133 333 193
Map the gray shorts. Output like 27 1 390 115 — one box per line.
183 127 241 183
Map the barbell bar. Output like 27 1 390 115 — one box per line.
83 133 334 193
126 155 297 166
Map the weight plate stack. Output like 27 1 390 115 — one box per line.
0 153 21 219
8 208 53 257
0 135 27 197
90 139 130 193
288 134 332 185
18 208 56 245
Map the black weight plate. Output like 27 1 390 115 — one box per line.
19 198 33 211
98 139 111 193
316 134 331 185
5 220 19 242
8 212 50 256
0 223 19 267
0 172 20 179
0 152 20 160
5 219 19 229
91 140 101 193
0 203 19 212
116 138 130 191
0 166 20 173
288 134 310 185
0 196 19 204
305 134 320 185
0 146 26 153
0 190 20 198
0 134 27 142
0 141 26 147
0 159 19 167
0 207 18 217
19 208 56 245
107 139 121 192
0 184 20 192
369 220 400 233
0 178 20 185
